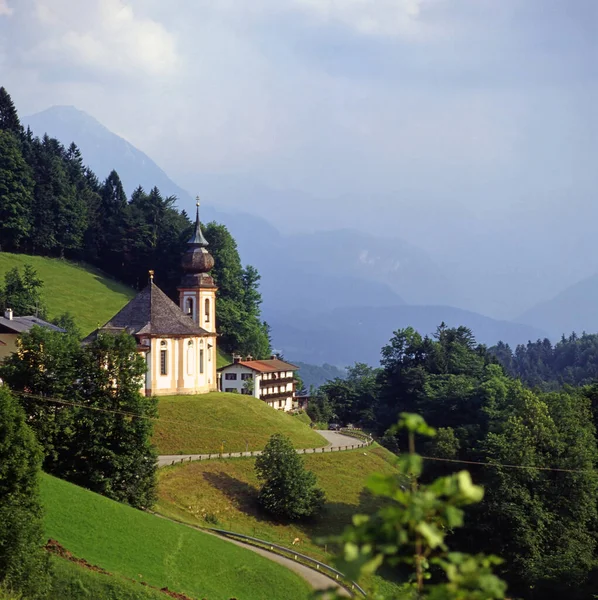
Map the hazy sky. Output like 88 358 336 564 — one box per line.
1 0 597 319
1 0 595 200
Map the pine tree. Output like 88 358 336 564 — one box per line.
0 386 49 598
0 88 21 136
0 131 34 251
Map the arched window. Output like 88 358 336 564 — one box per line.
187 340 194 375
204 298 210 323
160 340 168 376
186 297 194 316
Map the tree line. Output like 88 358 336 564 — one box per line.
313 323 598 599
0 87 270 358
490 332 598 390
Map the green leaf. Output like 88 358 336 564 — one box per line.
416 522 445 549
456 471 484 503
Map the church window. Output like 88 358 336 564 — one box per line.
187 344 194 375
225 373 237 380
205 298 210 323
160 349 168 376
199 349 204 374
186 297 194 316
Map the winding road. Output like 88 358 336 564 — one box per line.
157 429 369 467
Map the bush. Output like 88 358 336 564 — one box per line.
255 433 325 521
0 386 49 598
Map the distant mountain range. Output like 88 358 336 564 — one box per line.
517 273 598 338
269 305 546 366
24 105 551 366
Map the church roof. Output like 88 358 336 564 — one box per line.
84 282 211 341
219 358 298 373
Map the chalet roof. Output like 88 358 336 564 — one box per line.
83 282 210 342
0 315 65 334
219 358 298 373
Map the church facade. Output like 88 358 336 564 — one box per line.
84 202 218 396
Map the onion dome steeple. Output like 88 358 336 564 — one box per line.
180 196 215 286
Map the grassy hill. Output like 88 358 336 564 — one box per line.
156 445 402 595
0 253 134 335
153 392 327 454
156 445 398 561
41 474 311 600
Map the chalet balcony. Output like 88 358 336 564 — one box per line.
260 390 294 401
261 376 295 385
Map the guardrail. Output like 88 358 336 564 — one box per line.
207 527 367 597
164 436 374 466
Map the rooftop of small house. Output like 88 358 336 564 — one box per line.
0 309 65 334
218 355 299 374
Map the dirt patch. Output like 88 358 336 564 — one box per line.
45 539 111 575
45 539 197 600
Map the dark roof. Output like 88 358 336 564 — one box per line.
83 282 210 342
219 359 298 373
0 315 65 334
188 203 209 246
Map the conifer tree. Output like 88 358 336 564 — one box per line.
0 87 21 136
0 130 34 251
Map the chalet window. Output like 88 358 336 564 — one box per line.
160 349 168 376
205 298 210 323
225 373 237 380
199 349 204 374
225 387 235 393
241 373 253 381
241 388 250 395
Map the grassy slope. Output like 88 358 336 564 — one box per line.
49 557 166 600
0 253 134 336
153 392 327 454
41 474 311 600
156 445 398 562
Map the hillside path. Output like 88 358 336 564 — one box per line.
157 430 368 467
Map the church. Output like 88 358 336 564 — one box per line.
84 202 218 396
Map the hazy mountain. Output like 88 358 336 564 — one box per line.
270 305 547 366
24 106 193 202
24 104 547 366
293 362 347 391
517 273 598 338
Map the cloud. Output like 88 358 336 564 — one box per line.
292 0 426 37
0 0 12 16
23 0 178 77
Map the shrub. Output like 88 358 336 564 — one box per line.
255 433 325 520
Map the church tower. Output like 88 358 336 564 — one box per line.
178 197 217 334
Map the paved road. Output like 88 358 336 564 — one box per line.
158 430 368 467
152 512 351 597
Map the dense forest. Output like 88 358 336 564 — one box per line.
490 332 598 390
0 87 269 357
315 324 598 599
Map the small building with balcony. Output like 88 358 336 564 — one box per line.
218 355 298 411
